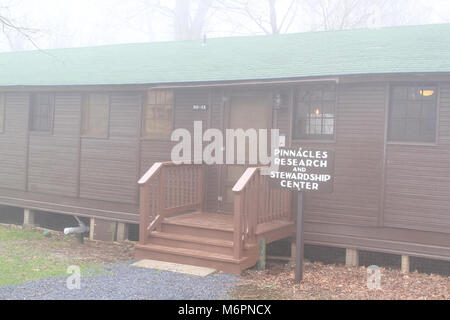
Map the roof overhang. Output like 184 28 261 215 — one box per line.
1 72 450 92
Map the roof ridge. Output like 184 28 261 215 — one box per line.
1 22 450 55
1 22 449 87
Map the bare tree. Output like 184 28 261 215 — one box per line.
1 1 39 50
379 0 434 27
302 0 435 32
216 0 300 34
302 0 388 31
144 0 215 40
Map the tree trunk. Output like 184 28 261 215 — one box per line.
174 0 213 41
268 0 279 34
174 0 191 40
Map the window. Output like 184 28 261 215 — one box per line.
0 93 4 133
293 85 336 140
142 90 174 139
82 93 109 137
388 85 438 143
30 93 54 132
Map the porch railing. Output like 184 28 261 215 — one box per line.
138 162 205 244
232 167 292 259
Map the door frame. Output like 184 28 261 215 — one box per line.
217 89 274 213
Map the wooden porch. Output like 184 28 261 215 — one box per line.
135 162 295 274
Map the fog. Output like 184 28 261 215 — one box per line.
0 0 449 52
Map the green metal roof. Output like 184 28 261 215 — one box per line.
1 23 450 87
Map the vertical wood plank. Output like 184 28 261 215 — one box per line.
234 192 244 260
159 168 166 216
139 183 150 245
198 165 205 210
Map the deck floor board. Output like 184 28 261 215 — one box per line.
166 211 233 231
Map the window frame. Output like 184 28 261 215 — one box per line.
291 84 337 143
141 89 175 141
81 93 111 139
387 83 439 146
29 93 55 135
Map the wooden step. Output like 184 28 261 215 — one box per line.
135 212 291 274
148 231 234 255
256 220 295 243
161 220 234 241
135 243 257 274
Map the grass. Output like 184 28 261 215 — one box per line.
0 226 98 287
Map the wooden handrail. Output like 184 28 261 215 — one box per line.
138 162 206 245
139 162 178 185
232 167 261 193
232 166 292 259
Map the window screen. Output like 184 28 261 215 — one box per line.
82 93 109 137
142 90 174 139
388 86 437 143
293 85 336 140
30 93 54 132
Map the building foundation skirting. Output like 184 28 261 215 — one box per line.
89 218 127 242
23 208 35 227
116 222 129 242
401 255 410 273
290 242 296 266
89 218 95 241
257 238 267 270
346 248 359 267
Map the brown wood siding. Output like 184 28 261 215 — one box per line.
275 89 292 141
0 79 449 262
173 89 217 211
139 89 219 211
0 93 29 190
140 139 174 175
28 93 81 196
205 90 223 212
384 84 450 234
304 222 450 261
79 93 140 204
0 186 138 223
289 84 386 227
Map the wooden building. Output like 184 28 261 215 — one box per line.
0 24 449 273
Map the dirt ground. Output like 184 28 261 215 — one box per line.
1 224 134 265
232 260 450 300
2 224 448 300
0 224 135 287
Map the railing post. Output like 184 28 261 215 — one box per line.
233 191 244 260
252 173 260 242
158 167 166 223
197 165 205 211
139 183 150 245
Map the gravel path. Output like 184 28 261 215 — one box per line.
0 262 238 300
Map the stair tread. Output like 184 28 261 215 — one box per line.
136 243 250 264
163 217 234 232
255 220 295 235
151 231 233 247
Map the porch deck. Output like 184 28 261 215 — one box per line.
135 163 295 274
135 210 295 274
166 211 295 243
166 212 234 231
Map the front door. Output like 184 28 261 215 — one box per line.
219 91 272 212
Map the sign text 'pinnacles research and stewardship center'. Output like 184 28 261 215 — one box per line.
269 148 335 193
